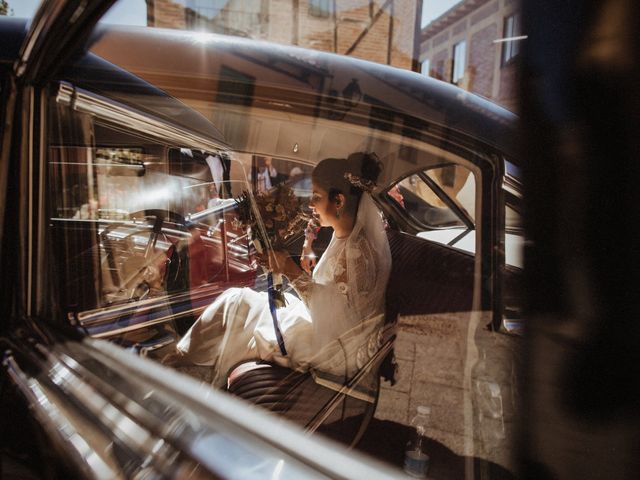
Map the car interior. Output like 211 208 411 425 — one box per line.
42 66 526 475
3 1 638 478
0 11 524 476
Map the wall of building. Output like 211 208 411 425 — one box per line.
297 1 336 52
420 0 520 112
148 0 187 28
389 0 418 69
147 0 418 71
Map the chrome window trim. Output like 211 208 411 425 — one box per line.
56 82 229 154
503 174 522 199
25 86 49 318
27 88 35 317
4 337 403 479
89 339 399 479
3 354 123 479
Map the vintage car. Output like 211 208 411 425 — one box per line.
0 1 522 478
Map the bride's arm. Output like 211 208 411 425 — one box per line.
261 249 313 302
266 250 305 281
293 234 378 316
260 248 314 304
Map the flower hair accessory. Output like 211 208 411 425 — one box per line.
344 172 376 193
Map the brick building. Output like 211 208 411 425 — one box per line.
420 0 521 111
146 0 421 71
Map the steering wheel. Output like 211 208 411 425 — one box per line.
101 209 187 303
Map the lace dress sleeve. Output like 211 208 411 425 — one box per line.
289 241 351 311
289 271 314 304
343 231 379 320
292 231 385 381
289 229 380 319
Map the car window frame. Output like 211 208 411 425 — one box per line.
386 164 476 232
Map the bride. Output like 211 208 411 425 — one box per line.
169 152 392 390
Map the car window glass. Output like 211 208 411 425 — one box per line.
506 203 521 229
0 0 532 475
33 0 524 476
250 155 313 200
396 174 463 228
48 100 256 344
503 198 524 331
388 165 476 254
44 71 524 479
505 202 523 268
425 166 475 222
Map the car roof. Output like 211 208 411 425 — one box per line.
89 25 519 161
0 17 226 147
1 18 518 165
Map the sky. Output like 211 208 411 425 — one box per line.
4 0 147 25
8 0 461 27
422 0 462 28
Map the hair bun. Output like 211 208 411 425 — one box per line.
347 152 382 183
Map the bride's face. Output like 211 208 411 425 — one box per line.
309 182 337 227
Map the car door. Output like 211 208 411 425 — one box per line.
0 3 403 478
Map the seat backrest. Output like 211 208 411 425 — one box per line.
385 229 475 323
379 230 475 383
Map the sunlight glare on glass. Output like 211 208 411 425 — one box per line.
138 186 172 204
191 31 216 45
493 35 528 43
271 459 285 480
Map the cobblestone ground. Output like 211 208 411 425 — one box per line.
364 313 520 479
160 311 521 479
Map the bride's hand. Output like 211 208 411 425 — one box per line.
255 249 304 280
254 249 289 272
253 251 269 270
255 249 303 279
300 242 316 274
268 249 292 275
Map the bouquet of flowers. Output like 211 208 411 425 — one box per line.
234 184 311 308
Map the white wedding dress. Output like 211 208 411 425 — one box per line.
175 193 392 391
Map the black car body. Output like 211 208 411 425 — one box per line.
0 2 522 478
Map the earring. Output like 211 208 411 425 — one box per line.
336 207 341 219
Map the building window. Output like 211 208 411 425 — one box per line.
502 13 522 64
434 59 445 80
186 0 223 19
421 59 430 76
216 66 255 107
451 41 466 84
309 0 332 18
